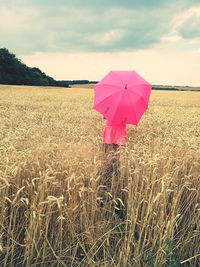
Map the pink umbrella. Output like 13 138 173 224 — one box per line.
93 70 152 125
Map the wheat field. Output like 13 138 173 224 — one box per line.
0 85 199 267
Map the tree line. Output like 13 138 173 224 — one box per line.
0 48 68 87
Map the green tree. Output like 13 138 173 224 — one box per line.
0 48 68 87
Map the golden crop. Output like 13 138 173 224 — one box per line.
0 85 199 266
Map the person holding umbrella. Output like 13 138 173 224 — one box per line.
94 70 152 177
94 70 152 218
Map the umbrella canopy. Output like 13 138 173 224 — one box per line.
93 70 152 125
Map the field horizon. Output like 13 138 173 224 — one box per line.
0 83 200 91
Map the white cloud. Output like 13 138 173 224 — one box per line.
160 34 182 44
0 6 39 33
172 5 200 39
173 5 200 29
87 29 125 46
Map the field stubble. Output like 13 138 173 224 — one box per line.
0 85 199 266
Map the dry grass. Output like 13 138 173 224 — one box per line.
0 85 199 266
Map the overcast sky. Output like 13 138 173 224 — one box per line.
0 0 200 85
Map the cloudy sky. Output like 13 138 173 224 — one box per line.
0 0 200 86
